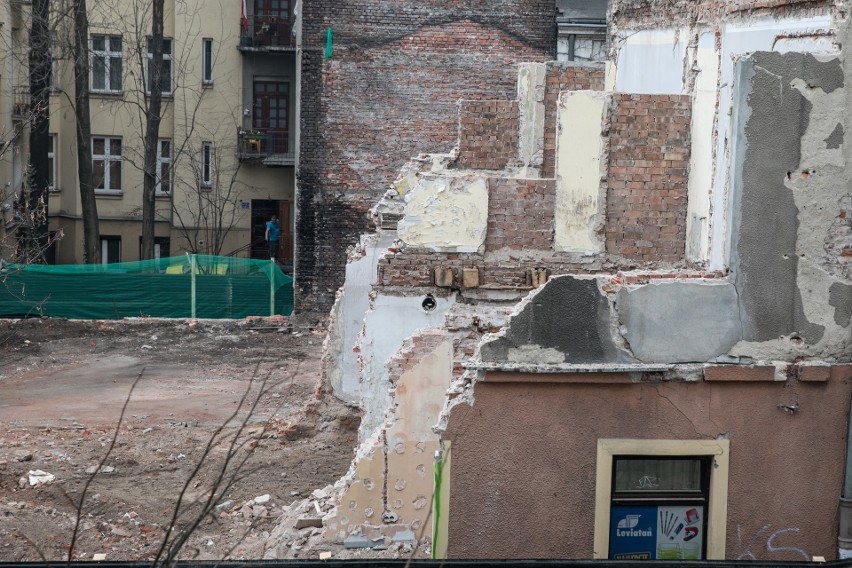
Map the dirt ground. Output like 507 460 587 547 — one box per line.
0 316 360 562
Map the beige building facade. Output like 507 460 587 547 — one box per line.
0 0 295 267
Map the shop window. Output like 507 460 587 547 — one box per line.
594 439 729 561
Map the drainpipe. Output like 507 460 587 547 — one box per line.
840 393 852 558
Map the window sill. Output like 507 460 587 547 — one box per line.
155 192 171 199
202 81 214 88
95 190 123 198
90 91 124 98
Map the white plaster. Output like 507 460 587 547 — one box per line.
517 62 547 176
712 15 836 270
604 60 616 92
685 31 719 264
329 234 395 402
554 91 607 253
397 175 489 252
358 292 455 443
614 28 689 94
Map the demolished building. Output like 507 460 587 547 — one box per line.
282 0 852 561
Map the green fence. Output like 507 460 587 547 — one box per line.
0 254 294 319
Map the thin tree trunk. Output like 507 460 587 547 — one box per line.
74 0 99 263
27 0 51 261
141 0 165 260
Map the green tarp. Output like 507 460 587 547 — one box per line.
0 254 293 319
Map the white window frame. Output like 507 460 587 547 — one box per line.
156 139 171 196
200 141 213 188
202 38 214 85
91 35 122 94
100 236 121 264
92 136 123 195
146 38 173 95
593 439 729 560
47 134 57 192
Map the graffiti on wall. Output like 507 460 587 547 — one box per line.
735 523 809 561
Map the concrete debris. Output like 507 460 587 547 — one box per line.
27 470 55 486
14 451 33 462
254 493 271 504
215 499 234 511
294 516 324 529
85 465 115 474
343 534 385 549
391 528 417 544
92 553 107 561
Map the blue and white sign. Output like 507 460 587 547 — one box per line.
610 506 657 560
610 505 704 560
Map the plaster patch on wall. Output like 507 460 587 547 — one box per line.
613 28 689 94
727 51 852 361
359 292 455 442
685 31 719 264
397 175 489 252
709 15 836 270
554 91 608 254
479 275 635 365
829 283 852 327
617 281 742 363
325 233 396 402
517 62 547 175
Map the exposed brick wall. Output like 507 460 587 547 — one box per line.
485 178 555 251
542 63 606 177
457 101 520 170
377 249 713 289
296 2 556 313
604 94 691 263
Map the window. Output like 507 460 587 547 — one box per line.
92 35 122 93
100 236 121 264
47 135 56 191
200 141 212 188
202 38 213 85
156 139 171 195
146 38 173 95
139 236 170 259
594 439 729 561
92 137 122 193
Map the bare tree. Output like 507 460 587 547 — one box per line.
171 141 248 256
72 0 99 263
140 0 165 260
25 0 51 262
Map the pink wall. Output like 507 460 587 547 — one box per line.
444 369 851 559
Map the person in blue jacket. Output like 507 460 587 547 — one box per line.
265 214 280 259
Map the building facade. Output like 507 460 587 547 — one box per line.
0 0 295 267
303 0 852 561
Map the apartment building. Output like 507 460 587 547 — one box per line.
0 0 295 268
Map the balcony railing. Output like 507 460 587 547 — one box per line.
237 129 293 165
239 15 295 49
12 86 30 118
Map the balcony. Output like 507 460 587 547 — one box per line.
238 15 295 51
236 129 294 166
12 86 30 119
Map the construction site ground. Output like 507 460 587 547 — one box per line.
0 316 361 562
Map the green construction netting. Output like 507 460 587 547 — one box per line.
0 255 293 319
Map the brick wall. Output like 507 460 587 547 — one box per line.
542 63 606 177
296 2 556 313
485 178 555 251
604 94 691 263
457 101 520 170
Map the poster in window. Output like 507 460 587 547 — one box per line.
610 505 704 560
609 506 657 560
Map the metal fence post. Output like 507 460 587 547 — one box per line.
270 259 275 316
191 254 197 318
